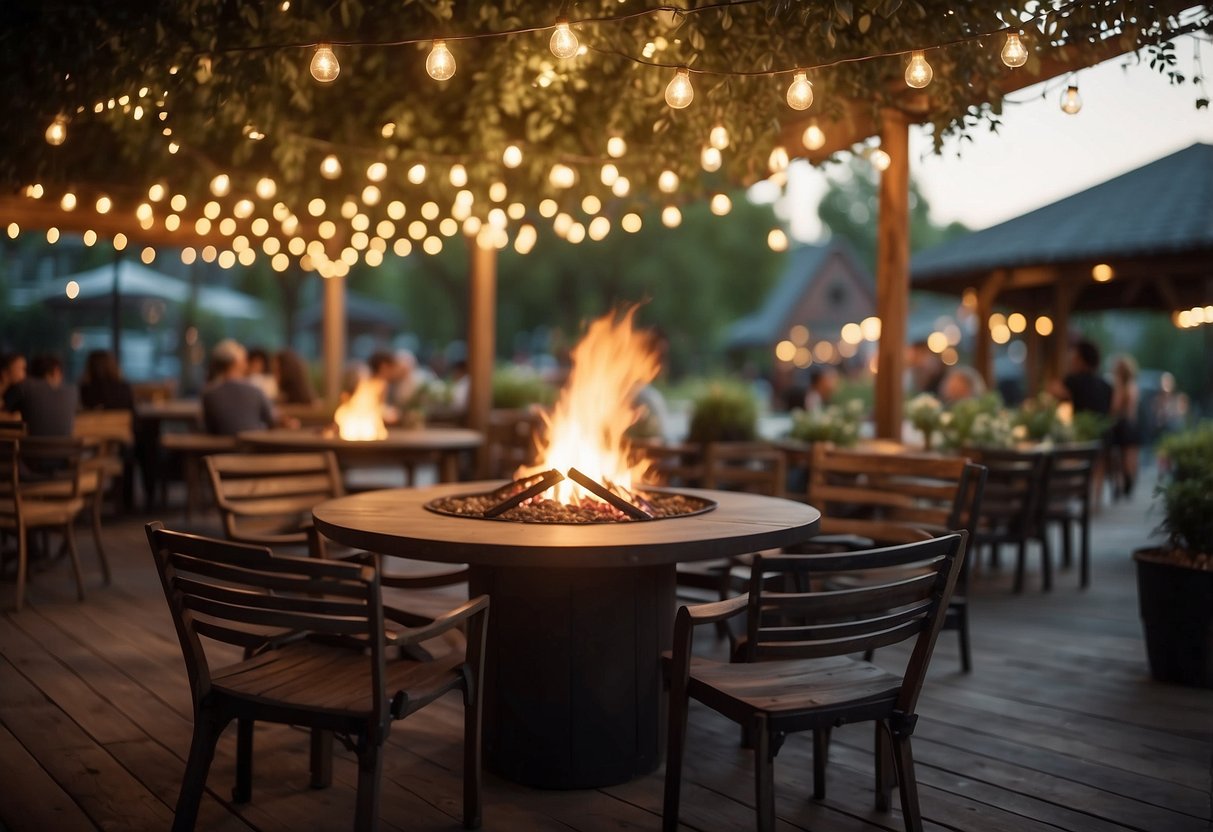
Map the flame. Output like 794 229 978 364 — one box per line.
519 307 660 504
334 378 388 441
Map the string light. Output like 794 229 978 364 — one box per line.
661 205 682 228
550 21 579 60
1001 32 1028 68
786 70 813 110
256 177 277 199
802 119 826 151
45 115 68 146
701 145 722 172
449 164 467 186
869 148 891 171
95 195 112 214
600 163 619 186
1060 82 1082 114
610 176 630 197
366 162 387 182
549 163 575 188
768 145 790 174
426 40 456 80
607 135 627 158
60 192 77 211
658 170 679 193
710 193 732 216
310 43 340 83
407 163 427 184
664 68 694 109
905 50 933 88
210 174 231 197
767 228 789 251
709 124 730 150
502 144 523 168
320 154 342 179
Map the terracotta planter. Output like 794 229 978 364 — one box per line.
1134 548 1213 688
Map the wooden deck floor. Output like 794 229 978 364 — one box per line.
1 470 1210 832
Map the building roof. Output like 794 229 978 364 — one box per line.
297 291 404 330
912 142 1213 287
727 241 872 349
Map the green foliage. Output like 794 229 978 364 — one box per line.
788 399 865 446
687 381 758 443
492 365 555 409
1071 410 1111 443
939 392 1008 449
1157 423 1213 554
1160 422 1213 483
1014 392 1064 441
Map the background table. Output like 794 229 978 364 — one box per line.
239 427 482 483
314 482 820 789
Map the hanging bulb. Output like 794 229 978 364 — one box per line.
320 154 342 179
709 124 730 150
45 114 68 146
550 21 579 60
1001 32 1028 68
710 193 732 216
449 164 467 187
658 169 679 193
600 163 619 186
661 206 682 228
664 68 694 109
502 144 523 168
786 70 814 110
426 40 456 81
310 43 340 83
1060 83 1082 114
869 148 891 171
701 145 722 172
210 174 231 197
607 135 627 158
904 50 933 89
548 163 575 189
802 119 826 151
255 177 277 199
768 145 790 174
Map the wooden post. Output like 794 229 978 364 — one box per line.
874 109 910 440
110 253 123 364
468 239 497 476
974 270 1007 388
322 275 346 405
1048 279 1081 381
1024 317 1043 398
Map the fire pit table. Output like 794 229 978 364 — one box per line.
313 480 820 789
238 427 482 483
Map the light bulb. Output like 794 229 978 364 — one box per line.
366 162 387 182
904 50 933 89
786 70 814 110
710 193 731 216
1060 83 1082 114
426 40 456 81
767 228 788 252
607 135 627 158
503 144 523 168
210 174 231 197
320 154 342 179
870 148 891 171
768 145 790 174
600 163 619 186
549 163 575 189
60 192 77 211
701 145 722 172
45 115 68 146
658 169 679 193
407 163 427 184
449 164 467 187
550 21 579 60
611 176 630 197
1001 32 1028 68
802 120 826 151
310 43 340 83
709 124 730 150
255 177 277 199
661 205 682 228
664 68 694 109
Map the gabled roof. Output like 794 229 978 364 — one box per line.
913 143 1213 285
727 240 872 349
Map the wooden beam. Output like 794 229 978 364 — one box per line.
874 108 910 440
322 275 345 406
467 240 497 476
974 269 1009 387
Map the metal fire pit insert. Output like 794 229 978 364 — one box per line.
425 468 717 524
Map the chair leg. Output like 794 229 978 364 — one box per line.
874 720 894 812
662 685 690 832
91 492 112 585
1060 518 1073 569
233 718 254 803
14 525 28 612
1040 531 1053 593
463 682 483 829
812 727 831 799
174 711 228 832
1079 510 1091 589
956 603 972 674
353 739 384 832
309 729 333 789
1013 542 1026 593
891 733 923 832
63 523 85 602
754 716 775 832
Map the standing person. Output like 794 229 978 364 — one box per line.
3 354 77 436
201 341 275 436
1109 354 1141 499
1052 339 1112 417
274 349 317 405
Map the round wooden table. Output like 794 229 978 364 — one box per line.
238 427 482 483
313 482 820 789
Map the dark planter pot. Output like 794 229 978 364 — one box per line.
1134 549 1213 688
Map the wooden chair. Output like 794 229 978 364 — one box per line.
75 409 134 569
635 440 704 488
146 523 489 832
664 533 968 832
163 433 240 519
703 441 786 497
1040 443 1100 588
967 448 1049 592
1 437 90 610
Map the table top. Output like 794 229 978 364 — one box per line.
313 481 821 568
239 427 483 453
134 399 202 422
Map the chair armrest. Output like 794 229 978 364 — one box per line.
682 593 749 626
391 595 490 648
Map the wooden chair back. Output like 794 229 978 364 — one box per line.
967 447 1047 538
144 522 387 722
1042 442 1099 511
131 380 176 404
485 409 541 478
807 444 979 544
18 436 86 498
0 417 25 438
744 532 968 712
0 438 18 526
636 440 704 488
703 442 786 497
205 452 343 547
73 409 134 445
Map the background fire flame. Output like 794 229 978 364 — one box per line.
519 307 660 505
333 378 388 441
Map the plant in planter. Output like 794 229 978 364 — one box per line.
906 393 943 450
687 382 758 444
1134 422 1213 688
787 399 865 447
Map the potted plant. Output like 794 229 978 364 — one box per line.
906 393 943 450
787 399 865 447
687 382 758 443
1134 422 1213 688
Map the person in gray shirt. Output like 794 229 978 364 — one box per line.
2 354 77 436
201 341 275 436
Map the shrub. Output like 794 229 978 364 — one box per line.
688 381 758 443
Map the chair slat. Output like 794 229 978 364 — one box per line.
754 619 927 659
755 600 934 641
182 594 371 635
760 571 940 621
174 576 370 617
192 618 292 648
167 553 370 597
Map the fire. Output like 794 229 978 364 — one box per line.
519 307 660 505
333 378 388 441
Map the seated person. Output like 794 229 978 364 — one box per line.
3 353 77 436
275 349 317 405
79 349 134 411
0 352 27 414
245 346 279 401
940 366 987 405
201 342 274 436
803 366 839 412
